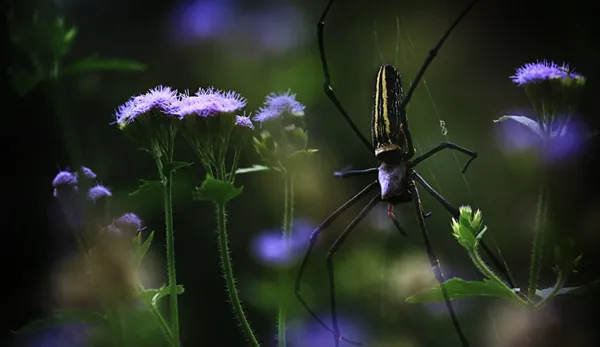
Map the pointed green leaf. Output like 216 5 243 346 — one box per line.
129 179 164 196
136 231 154 264
164 161 193 174
64 54 146 75
283 148 319 170
192 174 243 205
14 309 107 335
536 280 600 300
64 26 77 43
406 278 515 303
235 165 272 175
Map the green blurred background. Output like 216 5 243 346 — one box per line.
7 0 600 346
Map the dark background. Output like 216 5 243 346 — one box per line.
5 0 600 346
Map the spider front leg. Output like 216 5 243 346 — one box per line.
333 167 378 178
410 141 478 173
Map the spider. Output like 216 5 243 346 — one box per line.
294 1 514 346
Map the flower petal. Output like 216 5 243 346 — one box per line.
494 115 544 139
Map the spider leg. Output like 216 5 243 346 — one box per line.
334 167 378 178
407 180 470 347
410 142 478 173
326 194 381 347
318 0 373 154
295 181 378 345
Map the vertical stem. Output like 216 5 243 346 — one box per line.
527 182 549 303
215 198 261 347
163 171 180 347
278 172 294 347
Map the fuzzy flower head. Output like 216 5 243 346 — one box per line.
175 87 252 176
88 184 112 203
172 87 246 118
114 85 179 130
52 170 78 198
252 90 311 169
111 213 144 237
510 60 586 120
80 166 97 180
254 89 305 123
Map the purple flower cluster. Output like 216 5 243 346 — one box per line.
115 85 254 130
254 90 305 123
510 60 581 86
114 85 179 129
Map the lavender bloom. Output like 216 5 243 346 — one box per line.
80 166 96 180
88 184 112 202
254 90 305 123
172 87 246 117
113 213 144 237
510 60 581 86
235 115 254 129
52 170 78 198
114 85 179 129
251 219 313 266
288 316 365 347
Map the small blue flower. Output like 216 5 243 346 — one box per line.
254 90 305 123
235 115 254 129
114 85 179 128
288 316 364 347
88 184 112 202
52 170 78 198
251 219 313 266
172 87 246 117
80 166 96 180
510 60 581 86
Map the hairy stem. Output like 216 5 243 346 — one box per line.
278 172 294 347
471 238 528 306
536 268 566 308
528 183 549 303
215 199 261 347
163 171 180 347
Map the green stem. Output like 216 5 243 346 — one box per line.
528 183 549 303
163 172 180 347
278 172 294 347
471 239 528 306
106 304 126 347
215 200 261 347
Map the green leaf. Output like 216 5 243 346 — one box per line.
536 280 600 300
283 148 319 170
164 161 193 174
406 278 515 303
141 285 185 308
129 179 164 196
192 174 243 205
235 165 272 175
64 26 77 44
135 231 154 264
63 54 146 75
14 309 107 335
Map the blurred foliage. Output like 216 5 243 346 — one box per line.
8 2 146 96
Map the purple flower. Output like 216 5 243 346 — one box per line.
235 115 254 129
52 170 78 198
172 87 246 117
113 213 144 237
495 112 590 162
80 166 96 180
251 219 313 266
254 90 305 123
510 60 581 86
114 85 179 128
88 184 112 202
287 316 365 347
